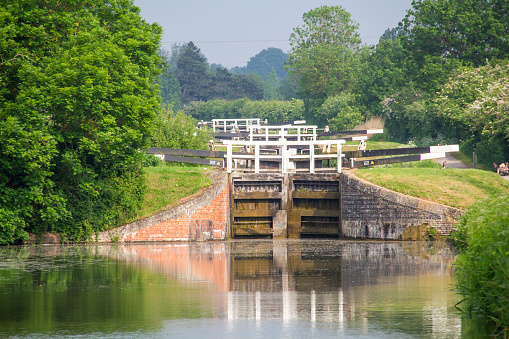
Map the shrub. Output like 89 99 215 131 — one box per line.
321 94 364 130
454 196 509 336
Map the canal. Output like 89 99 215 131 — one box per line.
0 240 485 338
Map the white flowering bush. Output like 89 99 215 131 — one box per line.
435 61 509 165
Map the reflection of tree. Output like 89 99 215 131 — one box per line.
0 246 213 336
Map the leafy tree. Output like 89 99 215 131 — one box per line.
208 67 264 101
354 39 413 115
380 26 404 41
401 0 509 91
288 5 362 56
280 74 300 100
286 6 363 124
0 0 162 243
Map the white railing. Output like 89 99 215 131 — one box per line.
223 140 346 174
247 125 318 141
212 118 262 132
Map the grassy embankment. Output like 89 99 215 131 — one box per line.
137 164 211 219
355 165 509 210
345 141 509 210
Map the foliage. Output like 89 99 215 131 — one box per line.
319 93 363 131
263 69 280 101
354 39 412 116
209 68 264 101
401 0 509 92
454 196 509 336
173 42 264 104
0 113 64 244
231 47 288 80
287 6 363 118
151 107 210 150
158 48 182 111
175 42 210 103
279 73 300 100
291 44 360 101
0 0 162 243
288 5 361 55
434 61 509 166
185 98 304 124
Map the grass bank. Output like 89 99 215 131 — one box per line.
355 165 509 210
137 164 212 219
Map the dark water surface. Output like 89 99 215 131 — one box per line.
0 240 482 338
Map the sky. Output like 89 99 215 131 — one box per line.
133 0 414 69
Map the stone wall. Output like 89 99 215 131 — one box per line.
341 170 463 239
96 170 229 242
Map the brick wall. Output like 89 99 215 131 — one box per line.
341 171 463 239
96 170 230 242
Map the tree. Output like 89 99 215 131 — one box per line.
0 0 162 243
263 69 280 100
401 0 509 91
288 6 362 56
354 39 413 115
175 42 210 103
380 26 404 42
158 47 183 110
286 6 363 124
232 48 289 80
151 107 210 150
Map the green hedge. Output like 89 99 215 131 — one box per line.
184 98 304 124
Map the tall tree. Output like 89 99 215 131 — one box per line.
286 6 362 124
288 5 362 55
175 42 210 103
0 0 162 243
158 47 183 110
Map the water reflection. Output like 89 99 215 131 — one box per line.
0 241 468 338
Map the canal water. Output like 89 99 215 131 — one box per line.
0 240 484 338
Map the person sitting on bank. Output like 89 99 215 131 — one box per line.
497 162 507 174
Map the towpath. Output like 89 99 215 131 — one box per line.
437 153 509 181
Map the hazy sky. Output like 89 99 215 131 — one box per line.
134 0 414 68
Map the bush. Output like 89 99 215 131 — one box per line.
151 108 210 150
454 196 509 336
320 93 364 130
